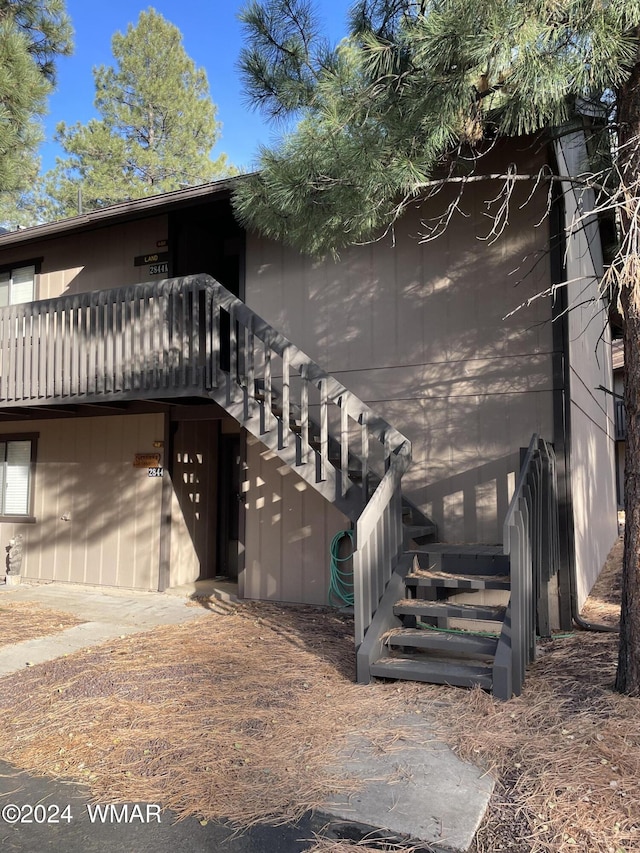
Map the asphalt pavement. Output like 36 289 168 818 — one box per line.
0 760 325 853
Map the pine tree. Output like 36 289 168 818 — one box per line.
43 7 233 218
237 0 640 695
0 0 72 196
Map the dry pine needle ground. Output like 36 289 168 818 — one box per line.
0 536 637 853
0 601 83 648
0 603 423 827
432 534 639 853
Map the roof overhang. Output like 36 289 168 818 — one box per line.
0 174 250 249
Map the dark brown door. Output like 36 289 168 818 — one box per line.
170 419 219 579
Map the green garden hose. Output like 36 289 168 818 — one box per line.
328 530 355 607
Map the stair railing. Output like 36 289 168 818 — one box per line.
351 447 410 646
494 435 560 699
210 279 412 643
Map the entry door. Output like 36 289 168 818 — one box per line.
171 419 219 579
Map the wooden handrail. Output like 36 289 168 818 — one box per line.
495 435 560 698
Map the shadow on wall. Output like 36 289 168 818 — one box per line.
571 419 617 606
169 418 220 582
247 166 558 544
37 199 241 300
417 452 522 544
19 150 563 551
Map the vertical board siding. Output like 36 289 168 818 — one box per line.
555 134 618 608
170 419 219 581
245 171 556 546
0 414 164 590
243 435 349 605
3 215 170 302
169 487 201 587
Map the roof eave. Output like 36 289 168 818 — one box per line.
0 173 251 248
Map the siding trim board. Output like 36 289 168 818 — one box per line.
158 407 172 592
548 154 574 631
553 133 618 613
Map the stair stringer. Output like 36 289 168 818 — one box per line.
209 382 365 522
360 546 519 696
356 552 416 683
492 601 514 700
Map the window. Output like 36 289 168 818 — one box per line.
0 263 37 306
0 435 37 519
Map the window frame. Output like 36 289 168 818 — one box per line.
0 258 42 307
0 433 38 523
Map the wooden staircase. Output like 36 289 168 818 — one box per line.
357 437 560 700
0 276 559 699
362 546 510 692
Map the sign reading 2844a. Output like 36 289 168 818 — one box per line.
134 251 169 276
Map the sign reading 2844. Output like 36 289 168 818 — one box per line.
149 262 169 276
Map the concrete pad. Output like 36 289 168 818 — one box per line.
0 580 221 626
0 622 148 676
0 580 221 677
165 578 240 604
321 717 494 852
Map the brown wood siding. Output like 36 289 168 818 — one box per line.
245 176 555 556
0 216 170 301
242 434 349 605
0 414 164 589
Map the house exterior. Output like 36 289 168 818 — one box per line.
0 133 618 694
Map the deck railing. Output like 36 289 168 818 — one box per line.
494 435 560 699
0 278 214 402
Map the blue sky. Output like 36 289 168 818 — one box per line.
40 0 352 175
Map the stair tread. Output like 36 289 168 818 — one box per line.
403 524 437 541
394 599 506 621
370 655 493 688
404 524 437 534
387 627 499 655
411 550 510 576
416 544 503 555
405 569 510 590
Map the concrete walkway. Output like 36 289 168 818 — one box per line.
0 579 493 852
0 580 225 677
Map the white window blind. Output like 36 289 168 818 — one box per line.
0 440 33 516
0 265 35 307
11 266 35 305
